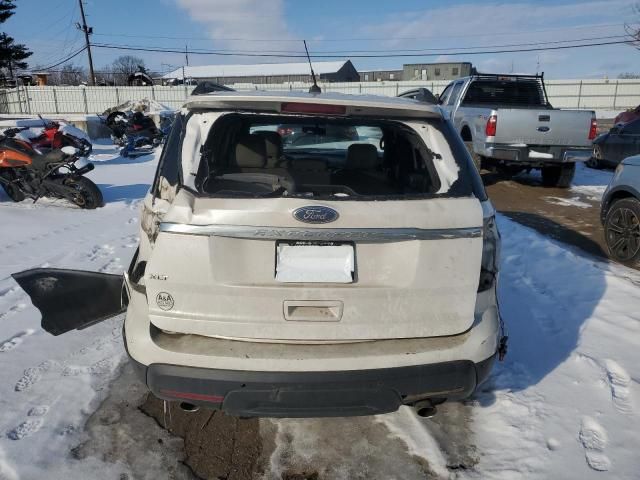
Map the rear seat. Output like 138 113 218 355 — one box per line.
333 143 394 195
289 158 331 186
207 134 295 194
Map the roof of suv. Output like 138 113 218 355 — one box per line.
183 91 442 119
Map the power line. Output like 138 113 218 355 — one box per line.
89 21 632 43
38 46 87 71
125 34 629 55
91 39 634 59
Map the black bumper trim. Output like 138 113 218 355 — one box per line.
131 355 496 418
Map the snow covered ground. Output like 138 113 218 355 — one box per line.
0 142 158 479
0 143 638 479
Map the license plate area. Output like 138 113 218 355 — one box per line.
275 241 355 283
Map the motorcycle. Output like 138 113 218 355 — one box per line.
104 111 168 157
0 127 103 209
30 116 93 157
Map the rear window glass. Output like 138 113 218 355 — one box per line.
462 80 546 107
193 113 479 200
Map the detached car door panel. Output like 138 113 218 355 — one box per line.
11 269 125 335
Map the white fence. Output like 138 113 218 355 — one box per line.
1 79 639 115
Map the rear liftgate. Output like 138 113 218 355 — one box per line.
11 268 125 335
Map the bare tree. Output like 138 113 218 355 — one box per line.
58 64 86 85
110 55 145 85
626 3 640 46
618 72 640 79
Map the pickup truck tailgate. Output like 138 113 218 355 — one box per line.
491 109 593 147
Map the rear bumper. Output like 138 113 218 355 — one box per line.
480 144 591 165
129 355 495 418
124 284 501 417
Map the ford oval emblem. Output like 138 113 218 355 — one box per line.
293 206 339 224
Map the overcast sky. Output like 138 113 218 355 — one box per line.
4 0 640 78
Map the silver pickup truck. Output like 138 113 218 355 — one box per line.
400 74 597 187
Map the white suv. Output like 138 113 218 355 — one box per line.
13 92 506 418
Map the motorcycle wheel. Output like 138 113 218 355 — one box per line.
1 181 26 202
65 177 103 209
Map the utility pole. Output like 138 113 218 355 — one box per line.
185 45 189 66
77 0 95 85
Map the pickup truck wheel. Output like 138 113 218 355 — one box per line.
464 141 481 171
604 198 640 266
541 163 575 188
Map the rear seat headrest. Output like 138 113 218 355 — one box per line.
346 143 379 170
252 131 283 165
235 135 266 168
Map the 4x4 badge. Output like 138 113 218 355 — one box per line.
293 206 339 224
156 292 174 311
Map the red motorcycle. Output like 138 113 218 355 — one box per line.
29 116 92 157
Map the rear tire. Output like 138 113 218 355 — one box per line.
541 163 575 188
604 197 640 267
66 177 103 209
464 141 481 171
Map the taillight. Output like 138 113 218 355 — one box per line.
588 118 597 140
485 115 497 137
277 127 294 136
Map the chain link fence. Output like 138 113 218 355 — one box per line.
0 79 638 115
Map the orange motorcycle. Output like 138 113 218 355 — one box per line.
0 127 103 209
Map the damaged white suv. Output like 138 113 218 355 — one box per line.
14 91 505 418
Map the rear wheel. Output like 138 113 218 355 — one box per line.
604 198 640 266
464 141 481 171
65 176 103 209
541 163 575 188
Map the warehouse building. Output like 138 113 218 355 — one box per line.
358 69 404 82
403 62 474 81
162 60 360 85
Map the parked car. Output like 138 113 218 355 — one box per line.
402 73 597 187
588 117 640 169
600 155 640 266
614 105 640 126
12 92 506 418
276 124 359 147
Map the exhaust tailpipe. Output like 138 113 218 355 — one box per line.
414 400 437 418
179 402 200 413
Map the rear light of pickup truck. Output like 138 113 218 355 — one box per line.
485 115 497 137
588 118 598 140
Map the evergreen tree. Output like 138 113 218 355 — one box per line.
0 33 31 77
0 0 15 23
0 0 32 79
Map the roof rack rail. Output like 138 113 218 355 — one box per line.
471 72 544 80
